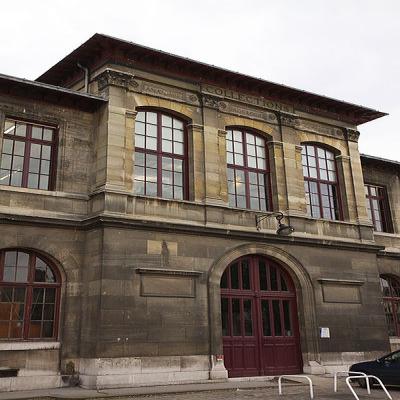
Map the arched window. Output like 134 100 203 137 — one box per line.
134 110 187 200
301 144 341 220
380 274 400 337
226 128 271 211
0 250 61 340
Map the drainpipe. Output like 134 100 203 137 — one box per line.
77 63 89 93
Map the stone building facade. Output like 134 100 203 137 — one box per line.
0 33 399 391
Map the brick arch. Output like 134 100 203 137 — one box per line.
208 243 319 368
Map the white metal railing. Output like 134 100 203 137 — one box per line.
278 375 314 399
334 371 370 394
346 375 392 400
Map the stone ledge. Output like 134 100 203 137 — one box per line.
0 341 60 351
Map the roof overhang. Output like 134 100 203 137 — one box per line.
36 33 387 125
0 73 107 112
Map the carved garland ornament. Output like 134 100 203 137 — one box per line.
97 70 139 91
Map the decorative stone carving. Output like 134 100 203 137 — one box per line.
96 69 139 91
202 95 220 109
345 128 360 142
297 119 344 139
280 113 299 128
218 101 277 124
138 81 200 105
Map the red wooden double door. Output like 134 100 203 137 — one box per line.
220 255 302 377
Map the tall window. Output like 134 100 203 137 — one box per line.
380 275 400 337
227 128 270 211
365 184 392 232
302 144 340 220
0 119 56 190
134 110 186 200
0 250 61 340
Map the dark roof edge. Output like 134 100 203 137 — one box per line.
36 33 387 124
0 73 106 103
361 153 400 166
96 33 386 116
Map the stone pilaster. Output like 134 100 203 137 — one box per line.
267 141 286 211
187 123 205 202
124 110 137 192
202 100 225 205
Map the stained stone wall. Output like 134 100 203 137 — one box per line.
0 61 399 390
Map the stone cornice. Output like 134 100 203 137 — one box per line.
96 69 139 91
0 212 386 254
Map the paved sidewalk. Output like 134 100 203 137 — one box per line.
0 375 399 400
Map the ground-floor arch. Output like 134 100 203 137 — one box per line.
208 243 320 377
220 254 302 376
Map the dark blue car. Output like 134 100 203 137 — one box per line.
350 350 400 387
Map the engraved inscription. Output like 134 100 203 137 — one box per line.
202 84 294 113
138 81 200 105
219 101 277 124
298 119 344 139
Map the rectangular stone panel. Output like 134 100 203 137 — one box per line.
141 275 195 298
319 279 363 304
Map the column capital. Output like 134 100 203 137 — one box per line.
218 129 227 137
125 110 138 119
187 123 204 132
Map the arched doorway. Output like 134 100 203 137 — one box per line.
220 255 302 377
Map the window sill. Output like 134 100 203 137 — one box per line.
374 231 400 238
0 185 88 200
389 337 400 344
0 341 60 351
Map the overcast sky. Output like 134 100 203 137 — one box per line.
1 1 399 161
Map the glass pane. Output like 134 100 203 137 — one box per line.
281 274 288 291
270 266 278 291
32 126 43 139
174 119 183 130
0 154 11 170
14 141 25 157
232 299 241 336
174 142 183 155
174 159 182 172
146 168 157 183
10 171 22 186
135 134 145 148
15 123 26 137
134 180 144 194
146 112 157 124
43 304 54 320
42 146 51 160
5 251 17 266
9 321 23 338
162 115 172 127
15 267 28 282
43 129 53 141
230 263 239 289
174 129 183 143
39 175 49 190
3 267 15 282
147 137 157 150
4 120 15 135
2 139 13 154
45 288 56 303
0 303 11 320
28 321 41 338
31 143 41 158
244 300 253 336
162 140 172 153
12 156 24 171
220 271 228 288
32 288 44 303
174 172 182 186
135 121 146 136
162 127 172 140
273 300 282 336
221 298 229 336
146 182 157 196
162 170 173 184
31 304 43 320
259 261 267 290
136 111 145 122
174 186 183 199
41 160 50 175
242 260 250 290
147 124 157 137
42 321 53 338
0 287 13 302
29 158 40 173
283 300 292 336
162 184 173 199
261 300 271 336
17 252 28 267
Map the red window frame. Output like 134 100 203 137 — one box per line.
134 109 188 200
226 127 272 211
365 184 392 233
0 250 61 340
0 118 58 190
380 275 400 337
302 143 342 220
